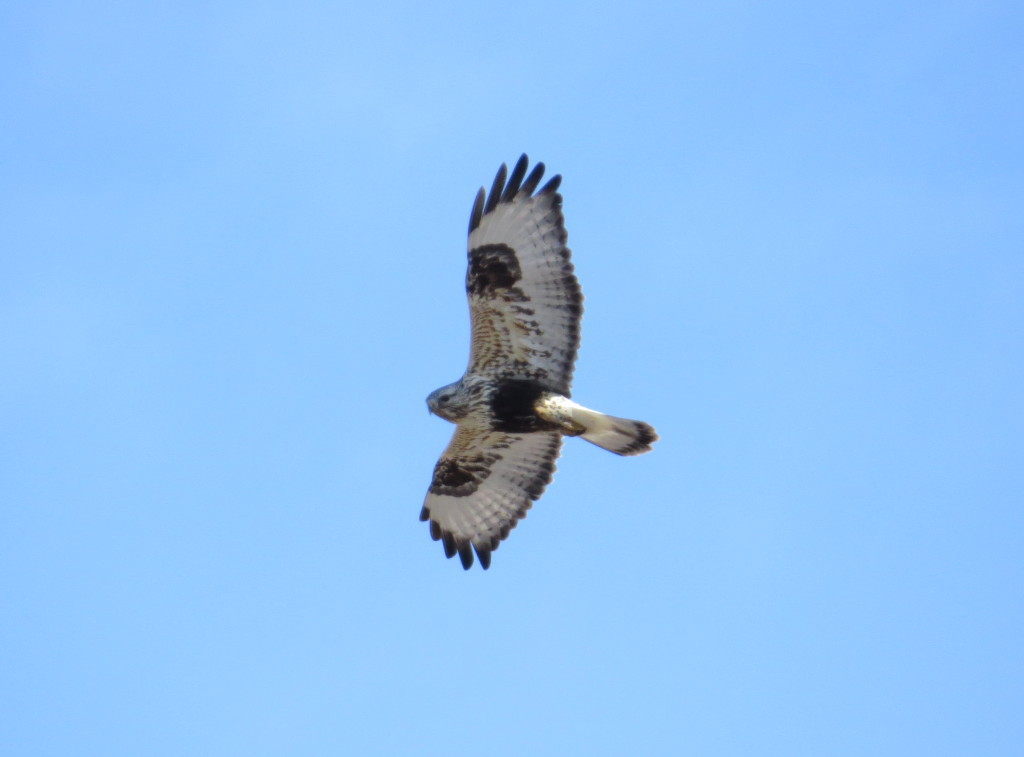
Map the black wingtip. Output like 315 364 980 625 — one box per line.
457 541 474 570
468 187 486 233
475 545 492 570
483 162 507 215
470 157 556 234
520 161 546 196
500 154 529 204
539 174 562 195
441 531 458 558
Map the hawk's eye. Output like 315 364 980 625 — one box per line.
439 394 451 403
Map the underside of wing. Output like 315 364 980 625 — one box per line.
466 155 583 396
420 424 563 569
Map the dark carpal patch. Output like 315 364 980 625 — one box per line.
467 244 521 296
433 460 475 488
429 457 491 496
490 379 561 434
421 431 562 571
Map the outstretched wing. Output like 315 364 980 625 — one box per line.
420 424 562 570
466 155 583 396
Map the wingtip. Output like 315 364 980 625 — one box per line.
433 523 484 570
468 187 486 233
483 162 507 215
470 156 559 236
474 544 492 570
500 154 530 204
539 174 562 195
457 541 474 570
441 531 458 558
520 161 546 196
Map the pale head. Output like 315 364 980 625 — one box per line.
426 380 470 423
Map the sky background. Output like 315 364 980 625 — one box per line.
2 1 1022 755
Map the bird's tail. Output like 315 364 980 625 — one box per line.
563 402 658 456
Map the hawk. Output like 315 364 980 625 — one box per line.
422 155 658 569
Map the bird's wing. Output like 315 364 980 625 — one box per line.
420 423 562 569
465 155 583 396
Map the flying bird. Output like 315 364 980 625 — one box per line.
422 155 657 569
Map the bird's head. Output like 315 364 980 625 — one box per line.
426 380 467 423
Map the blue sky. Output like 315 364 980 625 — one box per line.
2 1 1022 754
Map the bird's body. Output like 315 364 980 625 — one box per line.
422 155 657 569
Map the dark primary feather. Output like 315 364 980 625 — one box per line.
468 154 561 233
468 188 486 234
483 162 507 215
520 161 547 196
500 154 529 203
539 174 562 196
422 504 494 570
457 541 474 569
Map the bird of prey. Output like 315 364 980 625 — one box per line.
422 155 657 569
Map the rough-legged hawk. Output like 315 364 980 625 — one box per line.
422 155 657 569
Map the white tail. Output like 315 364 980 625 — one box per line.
561 401 658 456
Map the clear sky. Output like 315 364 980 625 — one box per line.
2 1 1022 755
